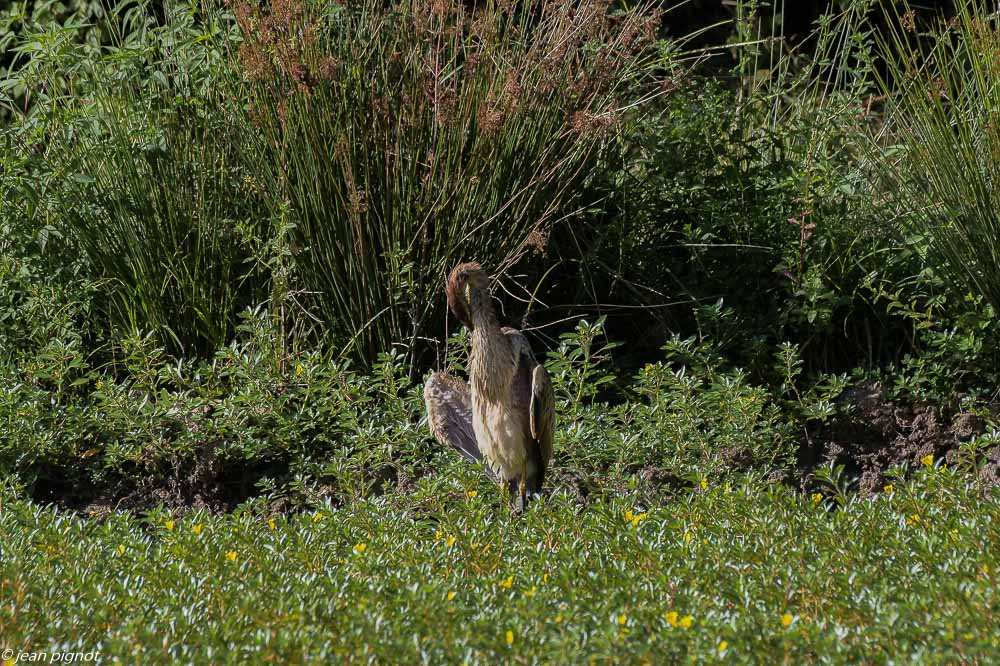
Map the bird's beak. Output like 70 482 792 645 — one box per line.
446 280 473 329
456 297 473 329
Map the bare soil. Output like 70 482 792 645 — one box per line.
800 382 999 494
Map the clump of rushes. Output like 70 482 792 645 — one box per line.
873 0 1000 310
231 0 666 365
49 3 269 358
66 100 265 357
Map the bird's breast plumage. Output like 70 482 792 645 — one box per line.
469 329 532 482
471 397 530 482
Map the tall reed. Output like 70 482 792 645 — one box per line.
873 1 1000 309
232 0 664 365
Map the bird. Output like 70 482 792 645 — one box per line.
424 262 555 511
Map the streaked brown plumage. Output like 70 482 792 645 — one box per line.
424 262 555 510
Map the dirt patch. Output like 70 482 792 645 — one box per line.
32 442 292 519
799 382 998 494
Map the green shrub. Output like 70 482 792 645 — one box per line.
542 2 931 377
559 77 892 374
2 1 267 357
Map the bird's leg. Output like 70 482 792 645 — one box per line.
507 478 524 515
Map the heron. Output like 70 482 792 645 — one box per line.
424 262 555 511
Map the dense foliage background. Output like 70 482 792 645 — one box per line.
1 0 998 662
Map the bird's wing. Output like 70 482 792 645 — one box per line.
530 363 555 467
502 327 555 469
423 371 482 465
502 327 535 414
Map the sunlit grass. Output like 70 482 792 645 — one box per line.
2 465 996 663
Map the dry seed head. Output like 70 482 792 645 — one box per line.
478 104 504 136
317 56 340 82
502 70 523 109
301 23 317 49
239 41 274 82
902 9 917 34
272 0 306 27
470 15 496 43
571 110 615 137
436 86 457 126
526 228 549 254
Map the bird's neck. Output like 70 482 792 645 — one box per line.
468 288 512 402
469 287 500 334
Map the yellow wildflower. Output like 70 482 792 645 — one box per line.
781 613 793 628
192 523 203 536
811 493 822 504
683 531 692 544
624 509 634 524
679 615 693 629
718 640 728 652
226 550 237 562
268 518 276 530
525 586 537 598
165 519 174 531
664 611 679 627
466 490 478 499
949 529 959 542
446 535 457 547
554 614 563 624
505 630 514 646
921 454 934 468
700 477 708 491
618 614 627 626
294 363 305 377
313 511 324 523
354 542 367 555
883 484 894 494
500 575 514 589
447 591 456 601
631 512 648 527
543 573 549 584
907 513 922 526
116 544 126 556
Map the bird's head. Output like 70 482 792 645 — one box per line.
446 262 490 329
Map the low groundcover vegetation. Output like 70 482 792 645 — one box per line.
2 463 997 663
